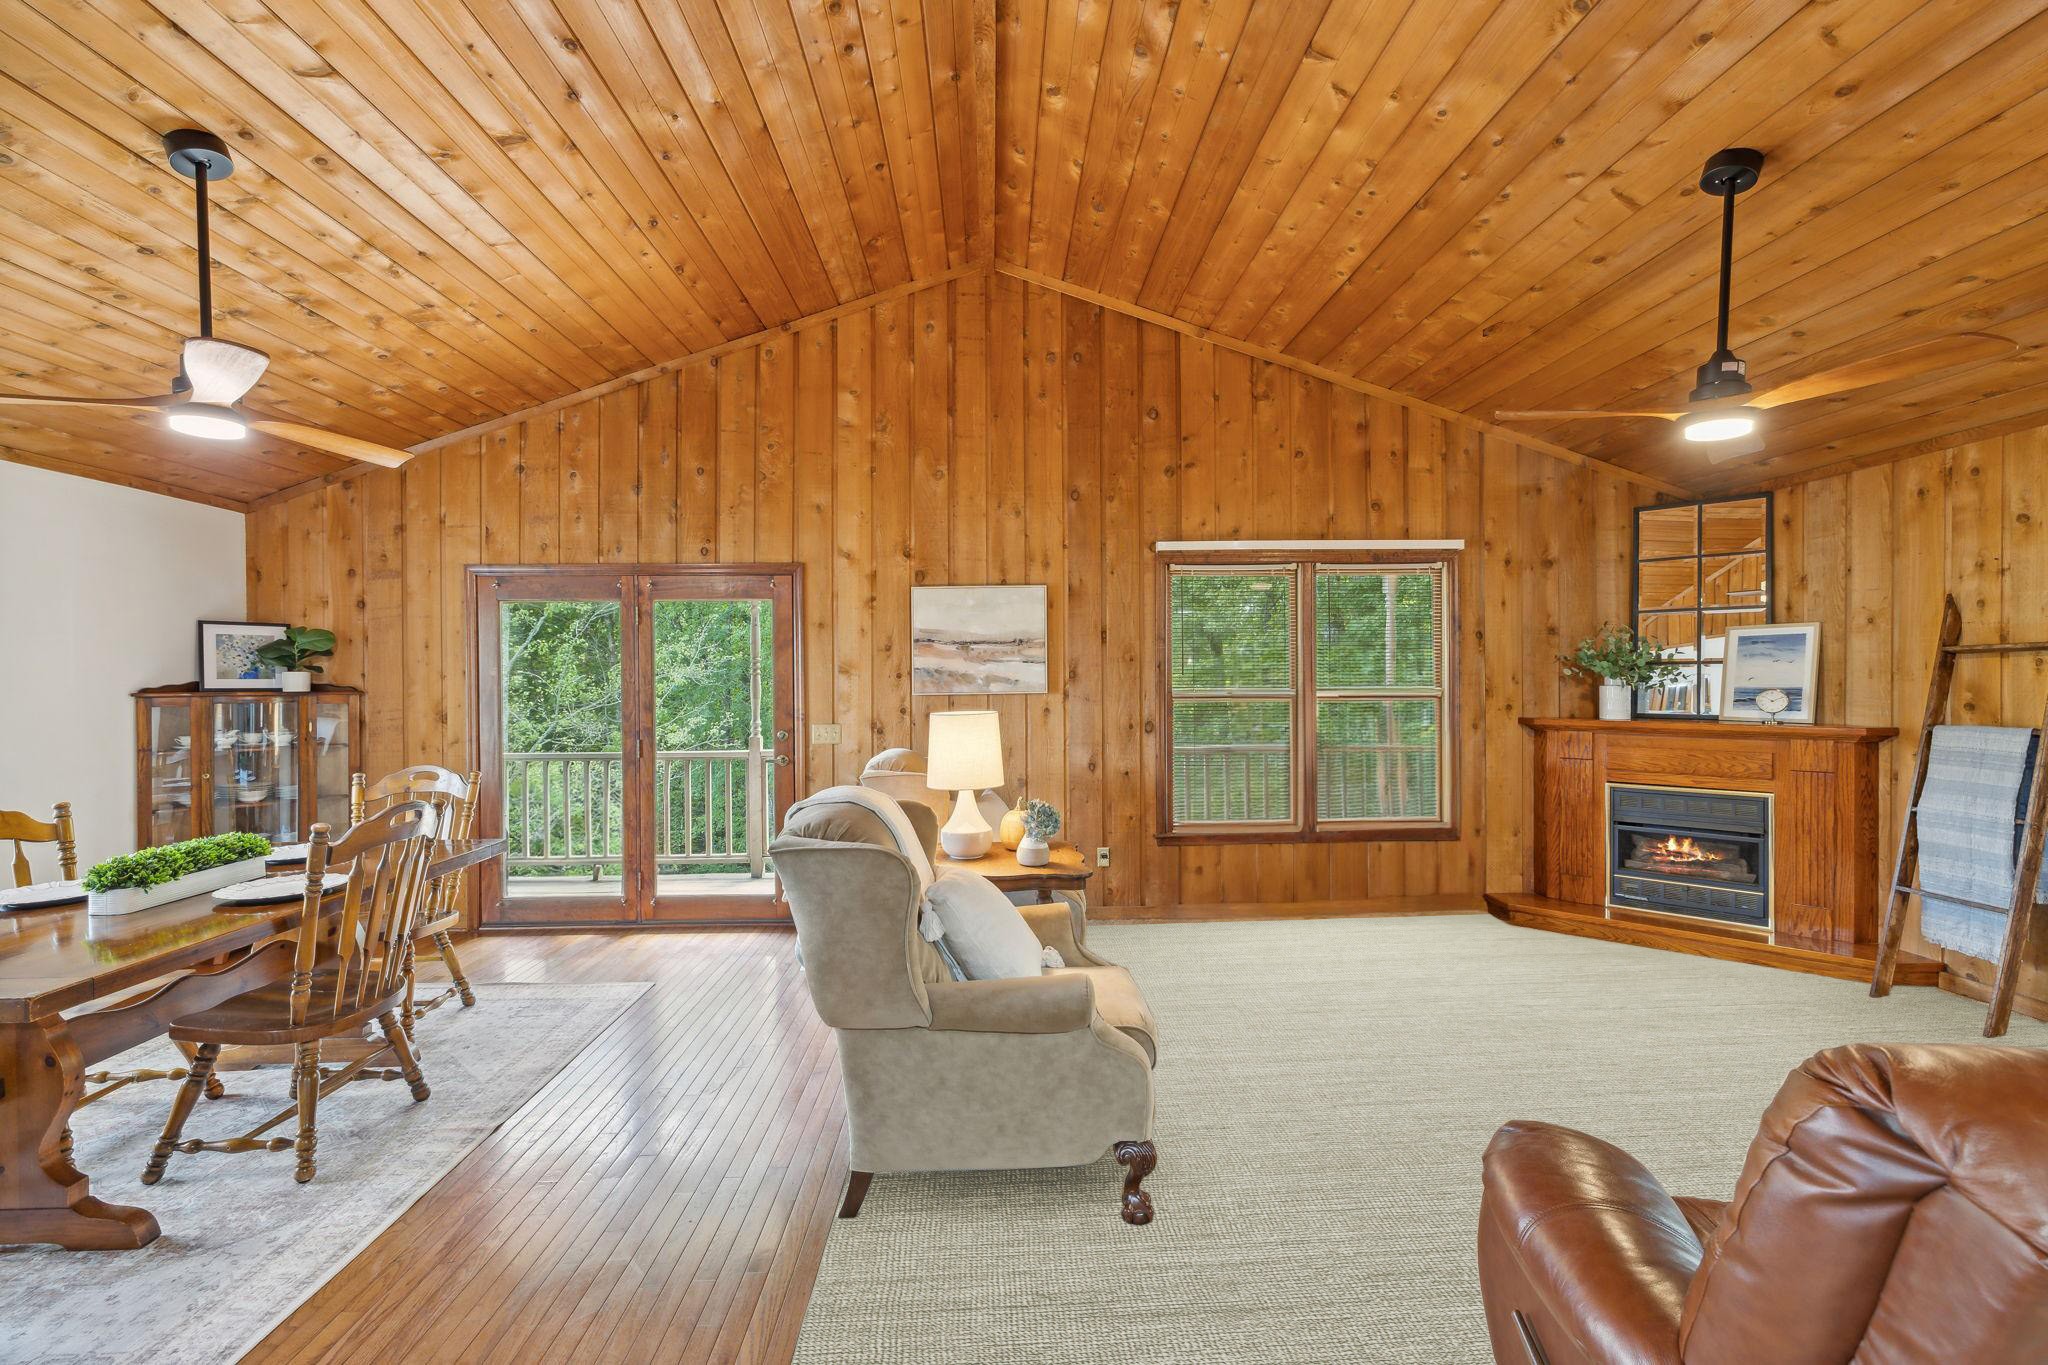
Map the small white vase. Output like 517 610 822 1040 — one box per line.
280 670 312 693
1016 835 1050 867
1597 681 1633 721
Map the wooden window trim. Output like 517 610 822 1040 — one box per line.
1153 548 1460 846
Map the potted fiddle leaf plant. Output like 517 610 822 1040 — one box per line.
256 626 336 694
1562 625 1686 721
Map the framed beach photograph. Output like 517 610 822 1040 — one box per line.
911 585 1048 695
198 620 287 690
1720 623 1819 724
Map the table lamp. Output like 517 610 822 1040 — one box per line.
926 709 1005 858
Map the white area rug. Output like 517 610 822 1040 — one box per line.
1 981 649 1365
794 914 2047 1364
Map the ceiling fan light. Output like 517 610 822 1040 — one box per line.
166 402 247 441
1680 410 1758 443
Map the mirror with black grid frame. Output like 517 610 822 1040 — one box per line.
1632 494 1772 717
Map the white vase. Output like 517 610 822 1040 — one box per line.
1016 835 1050 867
280 670 312 693
1598 682 1633 721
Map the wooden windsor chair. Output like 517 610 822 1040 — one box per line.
352 765 481 1030
0 800 76 885
142 800 440 1186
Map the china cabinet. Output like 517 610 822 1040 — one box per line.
133 683 364 847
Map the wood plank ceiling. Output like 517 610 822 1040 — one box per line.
3 0 2045 505
0 0 989 506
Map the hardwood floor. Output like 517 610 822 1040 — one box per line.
244 928 843 1365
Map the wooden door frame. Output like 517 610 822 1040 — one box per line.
468 564 805 928
636 570 802 924
471 567 638 925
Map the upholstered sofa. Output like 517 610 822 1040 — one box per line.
772 785 1160 1223
1478 1042 2048 1363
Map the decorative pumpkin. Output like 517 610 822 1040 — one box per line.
997 797 1029 851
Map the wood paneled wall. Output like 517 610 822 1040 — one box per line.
248 274 1652 911
1774 425 2048 1015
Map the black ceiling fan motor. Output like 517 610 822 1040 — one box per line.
1689 147 1767 404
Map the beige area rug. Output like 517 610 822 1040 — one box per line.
0 981 650 1365
795 914 2047 1364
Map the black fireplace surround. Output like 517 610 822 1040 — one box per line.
1608 785 1771 929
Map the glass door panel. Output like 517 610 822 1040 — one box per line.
495 595 628 921
145 701 196 845
212 697 302 841
641 573 797 924
312 699 354 829
649 597 775 895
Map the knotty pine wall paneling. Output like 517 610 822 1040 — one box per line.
1774 425 2048 1017
248 274 1653 914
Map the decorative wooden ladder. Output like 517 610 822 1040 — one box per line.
1871 593 2048 1036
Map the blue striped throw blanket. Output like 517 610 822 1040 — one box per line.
1917 725 2048 960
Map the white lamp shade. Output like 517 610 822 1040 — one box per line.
925 710 1004 791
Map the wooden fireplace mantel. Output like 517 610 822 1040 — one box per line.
1519 717 1899 742
1486 715 1942 985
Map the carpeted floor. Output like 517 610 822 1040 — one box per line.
0 981 649 1365
794 914 2047 1364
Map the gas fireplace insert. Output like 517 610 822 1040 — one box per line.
1607 785 1770 929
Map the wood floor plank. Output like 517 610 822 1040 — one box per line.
242 929 840 1365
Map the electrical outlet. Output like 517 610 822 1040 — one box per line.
811 723 842 745
1096 847 1111 868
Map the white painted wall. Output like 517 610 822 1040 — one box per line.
0 464 246 870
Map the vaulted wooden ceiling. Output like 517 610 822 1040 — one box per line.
3 0 2044 506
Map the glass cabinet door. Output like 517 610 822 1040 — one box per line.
145 701 197 845
211 697 303 842
312 698 353 829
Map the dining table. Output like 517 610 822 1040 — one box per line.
0 837 503 1250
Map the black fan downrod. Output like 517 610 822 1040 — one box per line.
1689 147 1765 405
162 129 236 349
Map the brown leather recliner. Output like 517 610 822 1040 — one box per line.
1478 1044 2048 1364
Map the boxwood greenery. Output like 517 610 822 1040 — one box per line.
83 832 272 893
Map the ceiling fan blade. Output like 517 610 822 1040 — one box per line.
1749 334 2017 410
1703 431 1766 464
247 418 413 469
0 392 176 414
181 337 269 405
1493 408 1684 422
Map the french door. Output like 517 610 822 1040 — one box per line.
472 565 801 926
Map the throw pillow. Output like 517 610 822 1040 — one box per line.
924 868 1043 980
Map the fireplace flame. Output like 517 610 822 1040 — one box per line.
1649 835 1714 864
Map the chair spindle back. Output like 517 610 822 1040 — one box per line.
295 801 440 1026
351 766 478 922
0 801 77 886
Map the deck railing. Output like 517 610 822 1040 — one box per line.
1171 741 1438 823
505 744 773 878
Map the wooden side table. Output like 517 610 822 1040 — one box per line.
935 839 1093 902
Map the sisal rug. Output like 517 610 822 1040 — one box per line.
1 980 650 1365
794 914 2047 1364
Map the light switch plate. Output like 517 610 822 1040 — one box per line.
1096 847 1111 867
811 723 842 745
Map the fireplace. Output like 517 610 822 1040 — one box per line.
1607 785 1770 929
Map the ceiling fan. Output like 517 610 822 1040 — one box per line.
0 129 412 469
1495 147 2016 464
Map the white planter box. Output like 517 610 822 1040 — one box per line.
87 856 270 917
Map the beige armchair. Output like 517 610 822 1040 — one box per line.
772 786 1160 1224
